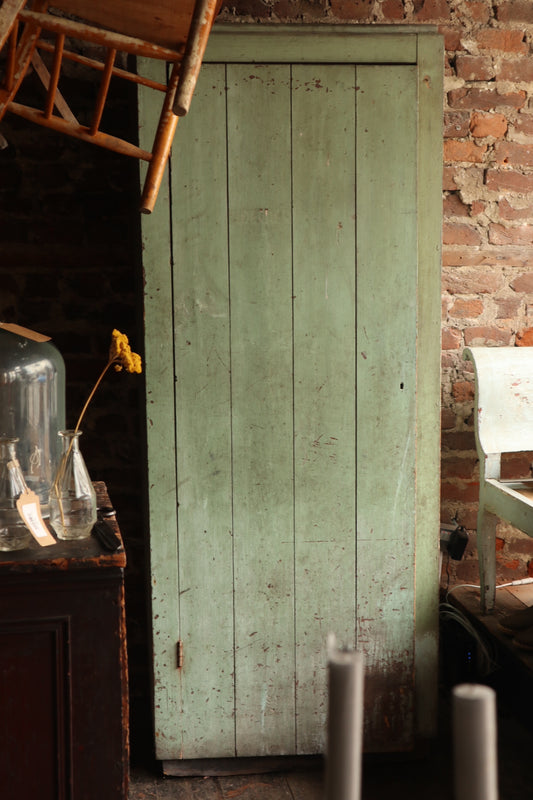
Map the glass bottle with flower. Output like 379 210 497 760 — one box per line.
49 330 142 541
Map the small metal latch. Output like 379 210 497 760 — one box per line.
177 639 184 668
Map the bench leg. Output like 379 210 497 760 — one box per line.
477 506 498 613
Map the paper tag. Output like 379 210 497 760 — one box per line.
0 322 51 342
16 491 56 546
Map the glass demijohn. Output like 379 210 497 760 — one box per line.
0 437 32 551
49 430 97 541
0 325 66 514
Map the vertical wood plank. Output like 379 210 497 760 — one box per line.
355 64 418 750
414 32 443 741
170 64 236 758
226 64 296 756
138 58 182 761
291 64 357 754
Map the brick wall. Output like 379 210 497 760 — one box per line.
3 0 533 762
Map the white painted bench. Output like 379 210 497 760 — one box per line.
464 346 533 613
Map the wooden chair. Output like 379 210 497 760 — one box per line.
464 346 533 613
0 0 221 212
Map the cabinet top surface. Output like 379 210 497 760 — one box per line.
0 482 126 573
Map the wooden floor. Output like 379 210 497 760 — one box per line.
129 742 455 799
129 769 323 799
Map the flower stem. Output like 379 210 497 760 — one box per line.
74 360 114 433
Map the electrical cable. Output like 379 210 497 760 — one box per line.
439 602 499 677
440 578 533 678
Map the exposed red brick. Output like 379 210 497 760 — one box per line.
444 193 469 217
516 328 533 345
512 537 533 555
489 223 533 245
443 246 533 267
444 111 471 138
470 111 508 139
449 297 484 318
439 26 464 52
443 139 487 163
456 54 494 81
441 480 481 503
496 58 533 83
471 200 486 215
498 198 533 220
441 408 457 429
224 0 272 16
442 266 505 292
501 451 533 480
443 166 460 190
442 430 477 452
496 0 533 24
496 295 522 318
494 141 533 167
452 559 484 584
443 222 483 246
463 326 513 346
476 28 528 54
448 88 526 110
445 55 454 77
452 380 476 402
513 114 533 137
500 558 522 571
456 0 490 23
381 0 404 19
441 456 477 479
497 563 530 583
414 0 450 21
485 169 533 193
511 273 533 293
442 326 463 349
329 0 373 19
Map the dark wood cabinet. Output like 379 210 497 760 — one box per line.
0 484 128 800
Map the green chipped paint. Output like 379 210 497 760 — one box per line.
139 25 442 762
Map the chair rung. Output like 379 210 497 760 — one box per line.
8 100 153 161
43 32 64 118
36 40 168 92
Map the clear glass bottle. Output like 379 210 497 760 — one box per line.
49 430 97 541
0 325 66 515
0 437 32 551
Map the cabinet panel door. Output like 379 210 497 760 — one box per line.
140 27 442 762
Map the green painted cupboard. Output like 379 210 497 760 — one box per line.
139 25 443 769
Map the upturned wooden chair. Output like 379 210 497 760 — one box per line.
464 346 533 613
0 0 220 212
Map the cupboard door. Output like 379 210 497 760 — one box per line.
140 27 442 763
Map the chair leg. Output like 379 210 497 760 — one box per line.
478 506 498 613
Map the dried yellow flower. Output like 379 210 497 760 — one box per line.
74 329 142 432
109 328 143 374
